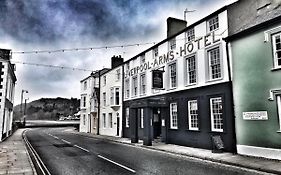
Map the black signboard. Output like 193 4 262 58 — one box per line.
152 70 164 89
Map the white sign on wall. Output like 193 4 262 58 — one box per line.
242 111 268 120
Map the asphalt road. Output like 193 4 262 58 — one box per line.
25 127 269 175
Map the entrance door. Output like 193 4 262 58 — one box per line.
153 108 161 139
117 117 120 136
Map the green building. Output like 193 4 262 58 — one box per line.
227 0 281 160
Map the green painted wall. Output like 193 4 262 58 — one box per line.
231 23 281 148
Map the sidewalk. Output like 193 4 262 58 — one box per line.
74 131 281 175
0 129 36 175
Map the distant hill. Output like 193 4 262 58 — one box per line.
13 97 80 121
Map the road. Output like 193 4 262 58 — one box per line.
25 127 269 175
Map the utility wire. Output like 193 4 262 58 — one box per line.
12 61 93 72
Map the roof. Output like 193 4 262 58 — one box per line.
80 68 110 82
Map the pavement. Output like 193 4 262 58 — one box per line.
0 129 36 175
1 128 281 175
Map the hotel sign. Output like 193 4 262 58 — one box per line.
152 70 164 89
243 111 268 120
127 32 220 77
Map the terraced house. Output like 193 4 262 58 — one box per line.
122 6 236 152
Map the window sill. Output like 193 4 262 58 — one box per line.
186 129 200 132
167 87 177 91
185 83 197 87
209 130 224 133
206 77 223 83
168 128 178 130
277 130 281 133
271 67 281 71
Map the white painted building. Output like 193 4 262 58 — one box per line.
99 56 123 137
80 72 100 133
0 49 16 141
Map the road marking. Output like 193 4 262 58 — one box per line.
61 139 71 144
98 155 136 173
74 145 90 153
53 136 59 139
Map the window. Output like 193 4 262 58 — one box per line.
140 54 145 64
272 33 281 68
108 113 113 128
81 96 86 108
103 76 106 86
103 92 106 106
186 55 196 85
83 81 87 90
188 100 199 130
126 107 129 128
140 74 146 95
116 69 121 81
115 88 120 105
208 15 219 32
110 88 114 105
103 113 106 128
207 47 222 80
210 97 223 132
132 76 138 96
169 38 176 50
153 47 158 58
277 95 281 131
83 114 86 125
169 63 177 88
140 108 144 128
186 28 195 42
125 79 130 98
170 103 178 129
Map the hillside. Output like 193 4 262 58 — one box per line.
13 97 80 121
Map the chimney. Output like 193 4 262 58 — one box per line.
111 55 124 69
0 49 11 60
167 17 187 38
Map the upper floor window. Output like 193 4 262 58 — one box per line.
207 46 222 80
103 113 106 128
140 54 145 64
272 33 281 68
132 76 138 97
169 38 176 50
125 107 130 128
103 92 106 106
186 55 196 85
210 97 223 132
115 88 120 105
125 79 130 99
186 28 195 42
170 103 178 129
188 100 199 130
169 63 177 88
208 15 219 32
116 69 121 81
153 47 158 58
81 96 86 108
83 81 87 90
110 88 114 105
103 76 106 86
140 74 146 95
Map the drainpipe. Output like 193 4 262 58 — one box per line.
121 64 125 137
225 39 237 154
97 70 101 135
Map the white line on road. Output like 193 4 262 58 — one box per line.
53 136 59 139
74 145 90 153
61 139 71 144
98 155 136 173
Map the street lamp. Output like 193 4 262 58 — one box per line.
20 89 28 117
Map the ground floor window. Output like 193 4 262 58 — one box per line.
83 114 86 125
188 100 199 130
140 108 144 128
277 95 281 131
210 97 223 132
103 113 106 128
170 103 178 129
108 113 113 128
126 107 129 128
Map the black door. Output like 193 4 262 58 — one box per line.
117 117 120 136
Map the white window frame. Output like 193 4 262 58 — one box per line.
277 95 281 131
186 28 195 42
126 107 130 128
140 74 146 95
169 38 176 50
110 88 114 105
83 81 87 90
103 92 106 106
170 103 178 129
140 108 144 129
108 113 113 128
140 54 145 64
188 100 199 131
153 47 158 58
207 15 219 33
169 62 177 89
116 69 121 81
210 97 223 132
83 114 86 125
115 88 120 105
186 55 197 85
272 33 281 69
132 76 138 97
81 96 86 108
125 78 130 99
207 46 222 81
103 113 106 128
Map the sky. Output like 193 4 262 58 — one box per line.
0 0 236 105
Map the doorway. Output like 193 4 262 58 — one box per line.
153 108 161 139
117 117 120 136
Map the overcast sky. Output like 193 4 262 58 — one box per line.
0 0 236 105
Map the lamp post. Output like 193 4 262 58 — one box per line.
24 98 29 116
20 89 28 118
